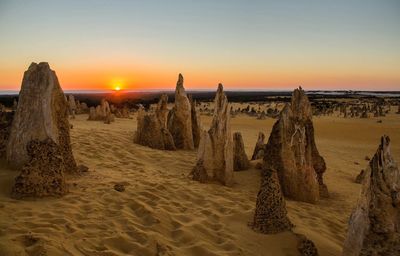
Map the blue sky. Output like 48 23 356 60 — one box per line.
0 0 399 90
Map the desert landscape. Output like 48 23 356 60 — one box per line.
0 63 399 256
1 1 399 255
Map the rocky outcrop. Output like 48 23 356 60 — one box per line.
191 84 234 186
0 111 14 158
189 95 201 148
87 99 115 123
263 87 327 203
233 132 250 171
342 135 400 256
75 100 88 114
251 132 266 160
12 139 68 198
6 62 77 173
134 94 176 150
250 169 293 234
167 74 194 150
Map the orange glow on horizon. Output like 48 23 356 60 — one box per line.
0 63 399 91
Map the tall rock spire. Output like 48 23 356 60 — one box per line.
191 83 234 186
263 87 328 203
167 73 194 150
343 135 400 256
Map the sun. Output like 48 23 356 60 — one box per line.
114 85 121 91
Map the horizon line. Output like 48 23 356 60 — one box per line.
1 89 400 96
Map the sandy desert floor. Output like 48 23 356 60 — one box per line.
0 111 399 256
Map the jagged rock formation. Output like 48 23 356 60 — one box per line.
342 135 400 256
74 100 88 114
12 139 68 198
134 94 176 150
191 84 234 186
87 99 115 123
263 87 328 203
251 132 266 160
167 74 194 150
189 95 201 148
6 62 77 173
250 169 294 233
233 132 250 171
0 111 14 158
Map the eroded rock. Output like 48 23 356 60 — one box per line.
250 169 293 234
134 94 176 150
296 234 319 256
87 99 115 123
12 139 68 198
68 95 76 119
167 74 194 150
251 132 266 160
6 62 77 173
263 87 327 203
189 95 201 148
233 132 250 171
343 135 400 256
191 84 233 186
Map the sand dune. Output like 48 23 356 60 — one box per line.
0 111 399 255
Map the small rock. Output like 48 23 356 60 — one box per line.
364 156 370 161
114 183 125 192
296 234 319 256
377 120 382 123
354 162 360 165
23 233 39 247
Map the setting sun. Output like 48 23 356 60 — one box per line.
114 85 121 91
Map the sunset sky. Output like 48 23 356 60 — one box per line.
0 0 399 91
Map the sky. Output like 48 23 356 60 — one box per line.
0 0 399 91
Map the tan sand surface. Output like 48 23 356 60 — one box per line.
0 111 399 255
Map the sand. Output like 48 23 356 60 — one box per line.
0 110 399 256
